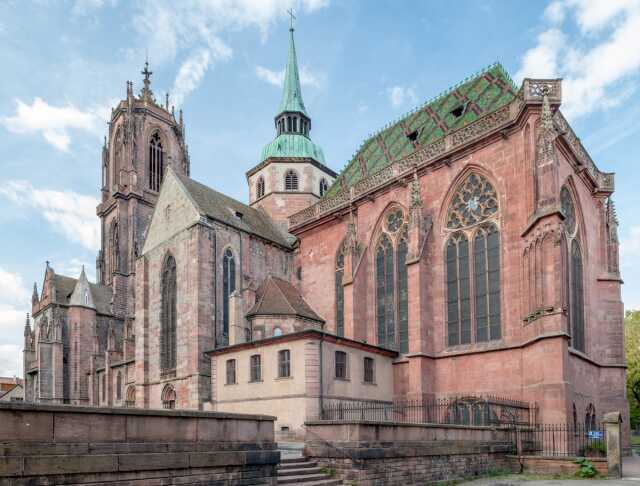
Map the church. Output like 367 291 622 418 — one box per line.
22 22 628 439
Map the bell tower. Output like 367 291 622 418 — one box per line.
96 62 190 318
246 14 336 228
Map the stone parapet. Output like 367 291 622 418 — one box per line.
0 402 278 485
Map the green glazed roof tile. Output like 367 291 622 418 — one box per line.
323 63 517 199
260 133 326 163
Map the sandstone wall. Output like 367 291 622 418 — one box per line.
0 402 278 486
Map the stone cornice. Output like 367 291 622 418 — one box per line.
245 156 338 179
288 78 614 232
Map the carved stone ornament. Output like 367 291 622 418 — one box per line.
446 173 498 229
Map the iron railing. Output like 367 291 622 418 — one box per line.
522 423 606 457
320 395 535 426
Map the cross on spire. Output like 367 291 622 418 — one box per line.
140 60 155 102
287 8 296 31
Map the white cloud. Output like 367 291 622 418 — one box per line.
255 65 323 88
172 49 212 107
0 181 100 251
516 0 640 119
388 85 417 108
0 345 23 378
56 258 97 282
0 267 29 304
0 98 107 151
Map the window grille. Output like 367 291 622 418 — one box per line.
226 359 236 385
363 357 375 384
250 354 261 382
278 349 291 378
285 170 299 191
335 351 347 379
148 132 164 192
160 255 177 370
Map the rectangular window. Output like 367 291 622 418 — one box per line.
335 351 348 379
250 354 261 382
226 359 236 385
363 357 375 384
278 350 291 378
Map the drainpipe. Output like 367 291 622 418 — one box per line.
319 334 324 419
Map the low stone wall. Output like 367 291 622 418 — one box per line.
304 421 517 485
0 402 279 485
507 455 607 476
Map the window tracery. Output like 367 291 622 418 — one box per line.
446 173 498 229
161 384 176 409
148 132 164 192
222 248 236 346
375 208 408 353
445 172 501 346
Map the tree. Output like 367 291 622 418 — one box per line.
625 310 640 429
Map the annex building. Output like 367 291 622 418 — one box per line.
22 24 628 439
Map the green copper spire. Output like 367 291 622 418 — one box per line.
277 21 308 117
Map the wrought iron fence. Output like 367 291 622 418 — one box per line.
320 395 534 426
521 423 606 457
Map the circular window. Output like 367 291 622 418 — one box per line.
385 209 405 233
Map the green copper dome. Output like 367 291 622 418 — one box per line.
260 133 325 163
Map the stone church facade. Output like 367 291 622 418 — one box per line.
23 25 627 437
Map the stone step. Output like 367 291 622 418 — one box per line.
277 473 336 484
277 479 343 486
280 457 310 464
277 466 323 476
278 461 318 470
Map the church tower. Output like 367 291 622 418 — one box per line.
96 63 189 318
247 18 336 228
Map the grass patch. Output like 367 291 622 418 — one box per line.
631 435 640 446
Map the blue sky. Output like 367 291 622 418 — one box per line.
1 0 639 377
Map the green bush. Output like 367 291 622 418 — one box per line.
575 457 598 478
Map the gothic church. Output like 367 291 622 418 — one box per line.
23 24 628 438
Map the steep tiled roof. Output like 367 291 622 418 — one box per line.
247 276 323 322
324 63 517 198
50 271 113 315
175 172 294 248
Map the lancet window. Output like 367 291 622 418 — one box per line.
222 248 236 345
148 132 164 192
160 255 177 370
445 173 501 346
319 178 328 197
375 208 409 353
561 185 585 352
256 176 265 199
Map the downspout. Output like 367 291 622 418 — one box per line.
319 334 324 419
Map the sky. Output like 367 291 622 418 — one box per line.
1 0 640 378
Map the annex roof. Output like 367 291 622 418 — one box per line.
247 275 323 322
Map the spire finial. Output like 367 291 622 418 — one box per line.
287 7 296 31
140 59 154 102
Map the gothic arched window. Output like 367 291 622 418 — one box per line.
108 220 119 277
319 178 328 197
161 384 176 409
561 186 576 236
445 173 501 346
222 248 236 345
285 170 299 191
570 240 585 352
160 255 177 370
148 132 164 192
256 176 265 199
374 208 409 352
335 246 345 337
125 385 136 407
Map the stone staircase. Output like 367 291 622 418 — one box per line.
277 457 342 485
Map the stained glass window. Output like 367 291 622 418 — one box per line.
561 186 576 235
161 255 177 370
386 209 405 233
446 234 471 346
446 173 498 229
397 236 409 353
222 248 236 346
376 234 396 349
570 240 585 352
474 224 501 342
335 247 345 337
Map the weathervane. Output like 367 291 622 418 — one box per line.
287 7 296 31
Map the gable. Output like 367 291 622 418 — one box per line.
141 170 201 255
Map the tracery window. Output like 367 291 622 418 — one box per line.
285 170 299 191
375 208 409 353
445 173 501 346
148 132 164 192
562 185 585 352
222 248 236 346
446 173 498 229
319 178 328 197
160 255 177 371
256 176 265 199
335 246 345 337
161 384 176 409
